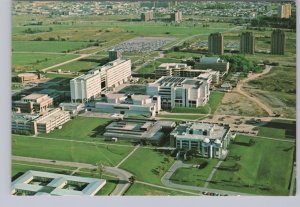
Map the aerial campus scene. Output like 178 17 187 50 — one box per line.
11 0 296 196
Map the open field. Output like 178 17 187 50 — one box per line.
171 92 224 114
164 51 201 59
257 127 285 139
261 119 296 139
12 135 133 167
157 114 205 120
208 135 295 195
120 148 174 185
12 53 79 72
170 159 219 187
216 92 268 117
138 58 182 74
125 183 191 196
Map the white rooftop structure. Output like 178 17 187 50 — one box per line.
12 170 106 196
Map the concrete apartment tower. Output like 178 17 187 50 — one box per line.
240 32 255 54
208 33 224 55
108 49 122 61
278 4 292 19
171 11 182 23
271 29 285 55
141 10 154 21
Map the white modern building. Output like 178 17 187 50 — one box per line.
195 57 230 74
70 59 131 103
12 170 106 196
147 76 211 109
92 93 161 117
170 122 232 159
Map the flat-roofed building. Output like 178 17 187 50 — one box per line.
240 32 255 54
278 3 292 19
35 108 70 134
141 10 154 21
171 10 182 22
194 56 229 74
104 119 176 145
155 63 220 84
92 93 161 117
70 59 131 102
208 33 224 55
147 76 211 109
271 29 285 55
13 93 53 114
11 113 39 135
170 122 232 159
70 70 101 103
12 170 106 196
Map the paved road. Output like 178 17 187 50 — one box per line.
12 156 132 196
235 65 273 116
161 160 251 196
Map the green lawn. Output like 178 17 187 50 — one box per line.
12 53 79 72
257 127 286 139
138 58 182 74
12 135 133 167
120 148 174 185
125 183 193 196
208 135 295 195
170 159 219 187
171 92 224 114
164 51 201 59
13 41 91 53
157 114 205 120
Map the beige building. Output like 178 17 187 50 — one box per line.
271 29 285 55
278 4 292 19
13 94 53 113
16 73 40 83
141 10 154 21
208 33 224 55
171 11 182 23
240 32 255 54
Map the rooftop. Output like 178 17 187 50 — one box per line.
21 93 48 101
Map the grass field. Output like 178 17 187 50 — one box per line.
12 53 79 72
125 183 192 196
164 51 201 59
170 159 219 187
171 92 224 114
120 148 174 185
208 135 295 195
12 135 133 167
13 41 91 53
257 127 285 139
157 114 205 120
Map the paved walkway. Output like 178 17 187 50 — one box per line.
203 161 223 188
116 144 140 168
289 162 296 196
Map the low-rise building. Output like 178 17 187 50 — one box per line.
11 113 39 135
92 93 161 117
13 93 53 114
147 76 211 109
59 102 84 115
194 57 230 74
103 119 176 144
170 122 232 159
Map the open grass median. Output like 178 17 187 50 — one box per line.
207 135 295 195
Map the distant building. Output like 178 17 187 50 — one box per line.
155 63 219 84
170 122 232 159
108 49 122 61
104 119 176 144
13 94 53 114
16 73 40 83
171 10 182 22
271 29 285 55
59 102 84 115
92 93 161 118
70 59 131 102
240 32 255 54
12 170 106 196
141 10 154 21
194 57 229 74
208 33 224 55
147 76 211 109
278 4 292 19
12 108 70 135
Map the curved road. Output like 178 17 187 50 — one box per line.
12 156 132 196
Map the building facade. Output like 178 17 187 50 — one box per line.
171 11 182 22
13 94 53 114
92 93 161 117
170 122 232 159
278 4 292 19
208 33 224 55
147 76 211 109
194 57 229 74
108 49 122 61
240 32 255 54
141 10 154 21
271 29 285 55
